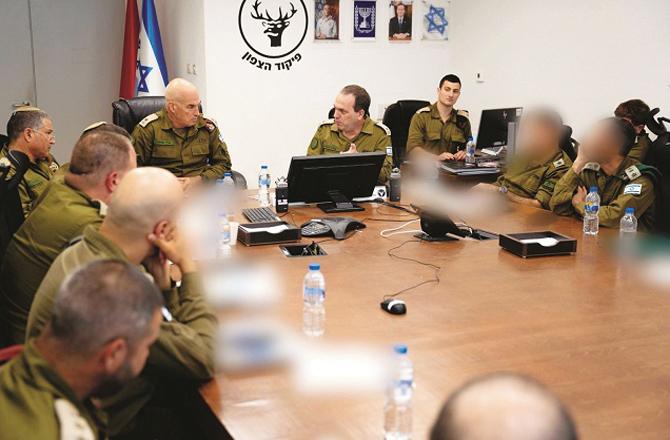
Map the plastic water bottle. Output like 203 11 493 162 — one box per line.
583 186 600 236
465 136 476 165
619 207 638 238
384 344 413 440
302 263 325 337
258 165 271 207
216 172 236 215
216 213 231 258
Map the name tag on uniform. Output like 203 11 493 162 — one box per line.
624 183 642 195
625 166 642 180
386 146 393 156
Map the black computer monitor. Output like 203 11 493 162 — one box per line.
287 152 386 213
476 107 523 150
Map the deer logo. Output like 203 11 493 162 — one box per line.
250 0 298 47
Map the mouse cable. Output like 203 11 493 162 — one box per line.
383 239 442 300
380 219 421 238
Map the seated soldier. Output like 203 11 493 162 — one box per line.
550 117 659 230
0 130 136 343
0 107 58 216
407 74 472 161
131 78 232 192
307 84 393 184
614 98 652 162
0 260 163 439
27 167 217 438
474 108 572 209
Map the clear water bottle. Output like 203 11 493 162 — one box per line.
619 207 637 238
465 136 476 165
258 165 271 207
583 186 600 236
217 172 236 215
216 213 231 258
302 263 325 337
384 344 413 440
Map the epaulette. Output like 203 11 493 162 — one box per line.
319 118 335 127
552 158 567 169
375 121 392 136
82 121 107 133
583 162 600 172
0 157 10 170
138 112 159 128
623 165 642 181
416 106 431 114
457 109 470 119
54 399 96 440
202 115 218 133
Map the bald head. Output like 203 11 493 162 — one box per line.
106 167 183 238
431 373 578 440
165 78 200 128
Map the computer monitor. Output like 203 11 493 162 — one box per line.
476 107 523 150
287 152 386 213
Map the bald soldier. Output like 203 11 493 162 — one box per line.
0 107 58 216
550 117 659 230
614 99 652 162
131 78 232 191
0 130 136 343
27 167 217 437
430 373 578 440
0 260 163 440
307 84 393 184
474 108 572 209
407 74 473 161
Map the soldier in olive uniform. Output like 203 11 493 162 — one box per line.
614 99 652 162
407 74 473 161
0 131 136 344
1 107 58 216
131 78 232 191
550 117 658 231
27 168 217 437
0 260 163 440
475 108 572 209
308 85 393 185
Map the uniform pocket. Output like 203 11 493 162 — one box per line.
153 144 178 158
191 142 209 156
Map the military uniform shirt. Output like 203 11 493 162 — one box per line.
0 145 58 216
0 340 106 440
495 149 572 209
131 109 232 180
307 117 393 184
0 178 104 344
406 103 473 155
549 157 656 230
27 225 218 436
627 132 651 163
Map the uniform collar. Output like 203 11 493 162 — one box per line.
158 108 205 132
82 225 128 260
330 117 375 136
430 102 457 122
62 177 103 210
615 156 640 179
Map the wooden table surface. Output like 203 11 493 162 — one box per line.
200 196 670 440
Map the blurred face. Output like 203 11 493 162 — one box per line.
167 88 201 128
580 121 620 163
516 117 558 159
396 4 406 17
333 93 364 132
619 117 644 135
438 81 461 108
26 118 55 161
94 309 162 397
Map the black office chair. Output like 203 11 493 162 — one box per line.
382 100 430 167
559 125 579 161
0 149 31 266
112 97 247 189
644 108 670 235
328 107 335 119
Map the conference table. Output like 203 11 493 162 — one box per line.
199 191 670 439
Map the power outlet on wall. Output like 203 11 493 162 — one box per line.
476 72 485 83
186 63 198 75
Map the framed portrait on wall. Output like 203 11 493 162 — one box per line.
353 0 377 40
315 0 340 40
388 1 412 42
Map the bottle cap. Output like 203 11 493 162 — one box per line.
309 263 320 271
261 165 268 169
625 207 634 215
224 171 232 177
467 136 474 142
394 344 408 355
589 186 598 193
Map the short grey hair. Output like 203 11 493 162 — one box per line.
6 108 50 143
49 260 163 355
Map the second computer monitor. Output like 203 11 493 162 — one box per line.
476 107 523 151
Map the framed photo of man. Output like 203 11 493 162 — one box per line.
315 0 340 40
389 1 412 41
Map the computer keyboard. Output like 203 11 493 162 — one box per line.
242 207 281 223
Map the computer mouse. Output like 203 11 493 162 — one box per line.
380 298 407 315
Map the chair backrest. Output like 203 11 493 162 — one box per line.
0 150 31 266
382 99 430 167
645 131 670 235
112 96 166 134
328 107 335 119
560 125 578 161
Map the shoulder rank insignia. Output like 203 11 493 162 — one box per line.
54 399 96 440
584 162 600 172
138 112 159 128
457 109 470 119
202 116 217 133
416 106 431 114
0 157 10 169
624 165 642 181
375 121 392 136
49 162 60 173
553 158 566 168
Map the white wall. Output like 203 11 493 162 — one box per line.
448 0 670 139
203 0 455 185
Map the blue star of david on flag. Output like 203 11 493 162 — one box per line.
425 5 448 34
136 62 153 93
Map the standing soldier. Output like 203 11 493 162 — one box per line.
131 78 232 192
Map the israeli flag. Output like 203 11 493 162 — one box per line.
136 0 168 96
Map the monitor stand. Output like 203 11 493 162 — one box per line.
317 190 365 213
